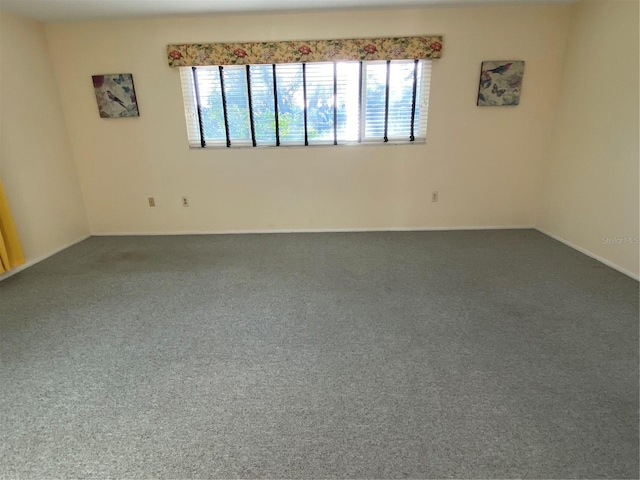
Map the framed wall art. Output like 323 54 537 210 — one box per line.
92 73 140 118
477 61 524 106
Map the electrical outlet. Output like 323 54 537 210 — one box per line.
148 197 155 207
182 196 189 207
431 191 439 202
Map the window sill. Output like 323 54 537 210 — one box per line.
187 140 427 150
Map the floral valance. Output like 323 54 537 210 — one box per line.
167 36 443 67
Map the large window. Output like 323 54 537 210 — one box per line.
180 60 431 148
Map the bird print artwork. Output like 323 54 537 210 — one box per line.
486 62 513 75
106 90 127 109
92 73 140 118
477 61 524 106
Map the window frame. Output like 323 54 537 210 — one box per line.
180 59 431 149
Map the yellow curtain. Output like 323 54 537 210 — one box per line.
0 177 25 273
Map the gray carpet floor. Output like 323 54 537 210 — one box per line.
0 230 638 479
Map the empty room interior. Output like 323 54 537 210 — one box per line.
0 0 638 477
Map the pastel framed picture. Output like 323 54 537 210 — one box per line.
477 61 524 106
92 73 140 118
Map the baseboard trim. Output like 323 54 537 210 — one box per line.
7 228 634 282
0 234 91 282
536 228 639 281
92 225 536 236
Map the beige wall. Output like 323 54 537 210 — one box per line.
45 5 570 234
0 10 89 274
538 0 639 278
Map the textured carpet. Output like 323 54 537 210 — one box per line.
0 230 638 479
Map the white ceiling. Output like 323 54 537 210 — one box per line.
0 0 576 23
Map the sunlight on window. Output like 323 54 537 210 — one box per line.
248 64 277 146
275 64 305 145
180 60 431 148
337 62 360 143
